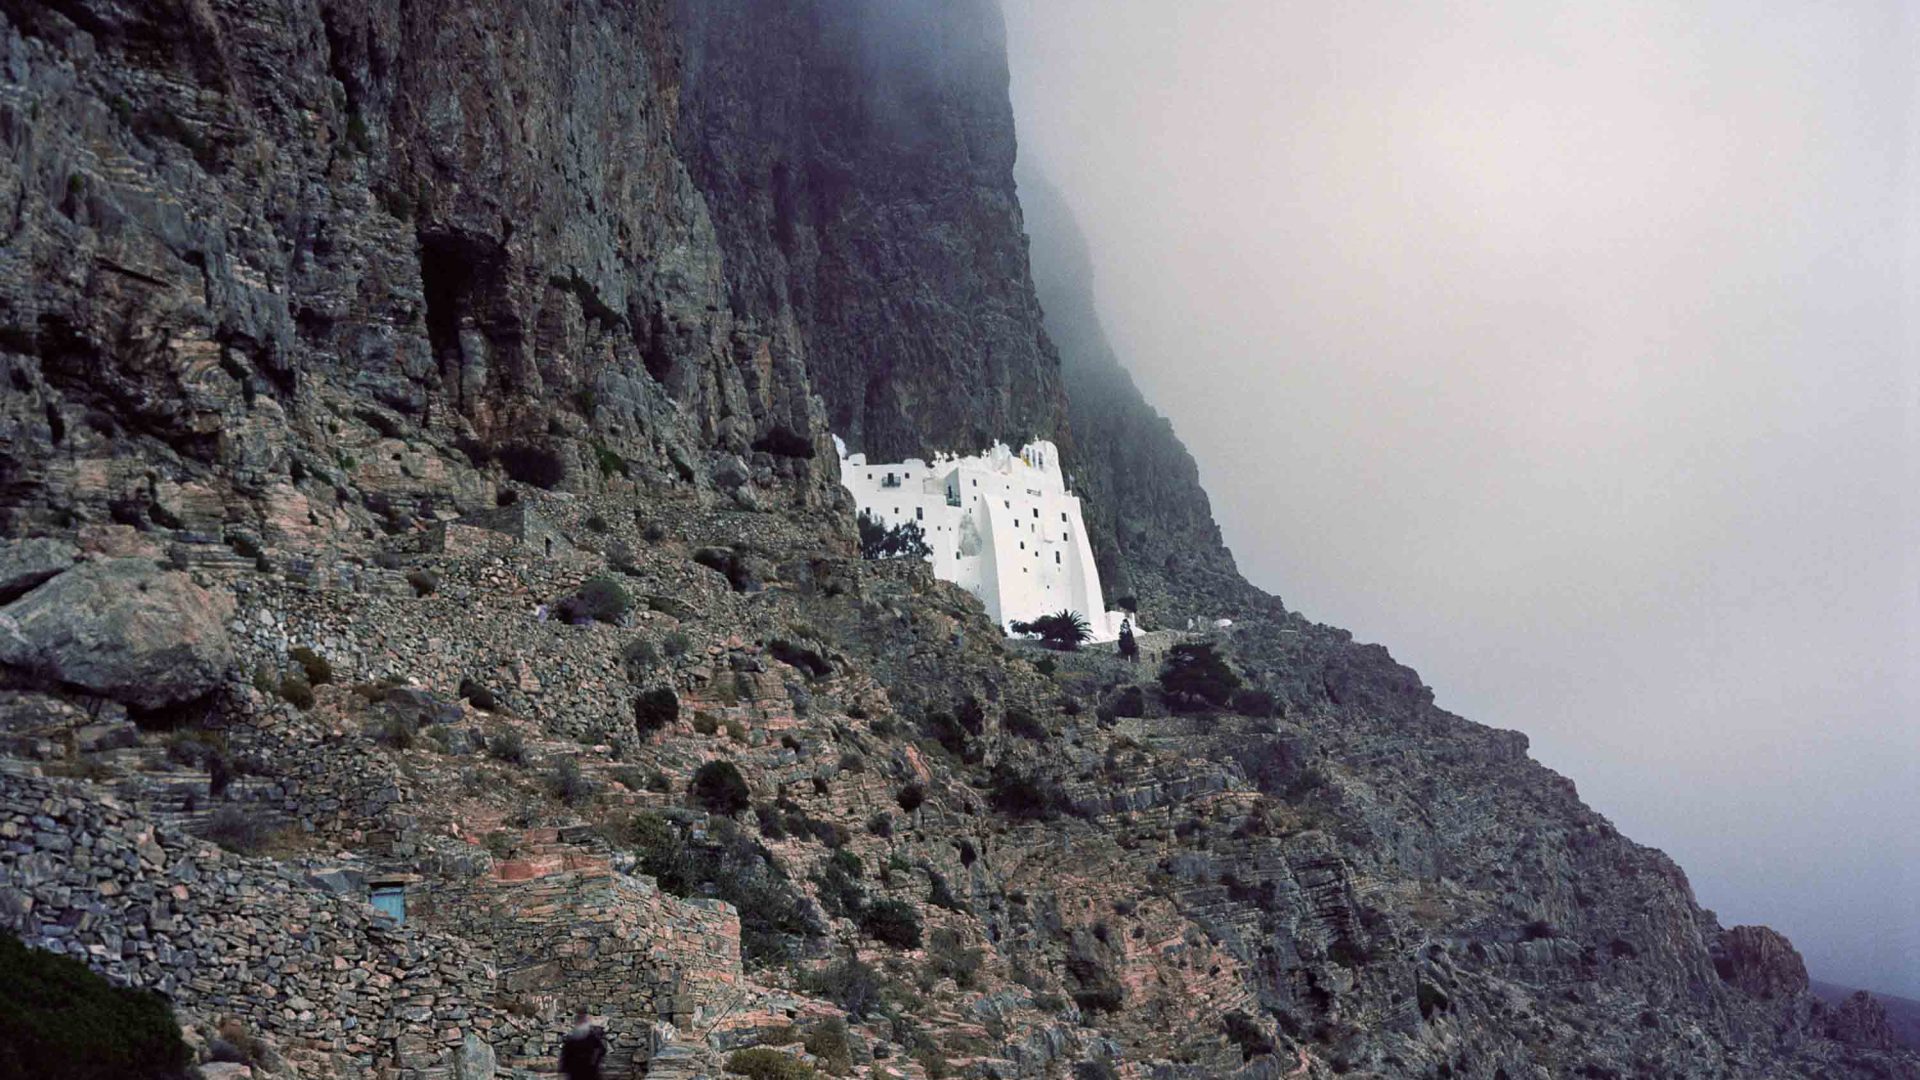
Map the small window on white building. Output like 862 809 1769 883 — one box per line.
1061 512 1068 521
1004 500 1010 509
1019 541 1025 550
915 507 923 520
1062 531 1069 541
1032 508 1038 518
1055 551 1061 564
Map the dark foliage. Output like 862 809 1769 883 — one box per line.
633 687 680 735
860 898 923 949
895 783 927 813
799 956 887 1019
558 575 631 624
487 728 527 764
546 758 595 805
1158 642 1242 709
630 815 820 966
289 646 333 685
0 931 192 1080
1009 610 1091 651
856 511 930 560
1230 687 1279 718
458 676 498 711
1003 706 1046 740
691 760 752 816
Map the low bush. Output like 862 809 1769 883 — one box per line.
895 783 926 813
799 956 886 1019
691 760 751 816
987 766 1072 821
289 646 333 685
487 728 528 765
633 687 679 735
663 630 692 658
200 806 271 855
927 928 984 989
623 638 661 675
632 815 820 966
1159 643 1242 709
768 639 831 679
546 758 595 806
405 569 439 597
375 712 417 750
860 898 922 949
559 576 631 624
1230 687 1279 718
804 1017 852 1074
278 675 315 710
0 930 192 1080
1003 707 1046 740
724 1047 816 1080
1222 1010 1275 1061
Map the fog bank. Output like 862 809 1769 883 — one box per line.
1003 0 1918 996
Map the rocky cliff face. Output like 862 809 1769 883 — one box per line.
0 3 1912 1080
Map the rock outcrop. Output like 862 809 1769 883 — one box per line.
0 559 232 708
1715 924 1813 1001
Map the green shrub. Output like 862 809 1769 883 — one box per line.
1009 610 1092 651
866 812 893 837
634 687 680 734
374 712 417 750
278 675 315 710
633 816 819 966
927 928 984 989
663 630 692 658
546 758 595 806
860 898 922 949
406 569 439 596
856 511 931 560
1230 687 1278 718
768 639 831 679
693 713 720 735
798 956 887 1019
487 728 528 765
623 638 661 675
1222 1010 1275 1061
810 859 866 920
0 930 192 1080
725 1047 816 1080
289 646 333 685
896 783 926 813
1159 643 1241 709
691 760 751 816
987 766 1072 821
725 719 749 743
585 512 610 532
560 575 631 624
1003 707 1046 740
804 1017 853 1075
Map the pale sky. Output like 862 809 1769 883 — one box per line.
1002 0 1918 997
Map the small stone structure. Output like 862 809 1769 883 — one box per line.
838 437 1129 641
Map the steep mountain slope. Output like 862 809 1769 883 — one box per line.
0 3 1912 1079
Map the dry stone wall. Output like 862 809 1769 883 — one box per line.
0 772 503 1079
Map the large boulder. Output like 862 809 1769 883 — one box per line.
1829 990 1896 1050
0 559 233 709
0 538 78 603
1712 925 1810 1000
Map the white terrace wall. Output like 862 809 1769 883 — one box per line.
838 438 1126 642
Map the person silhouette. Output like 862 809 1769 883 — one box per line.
559 1008 607 1080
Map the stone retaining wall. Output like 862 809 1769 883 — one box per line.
0 773 500 1079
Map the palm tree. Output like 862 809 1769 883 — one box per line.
1010 610 1092 651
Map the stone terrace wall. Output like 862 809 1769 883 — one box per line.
417 835 743 1074
0 774 500 1079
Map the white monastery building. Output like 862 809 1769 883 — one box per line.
836 436 1130 643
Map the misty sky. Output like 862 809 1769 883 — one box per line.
1001 1 1918 996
